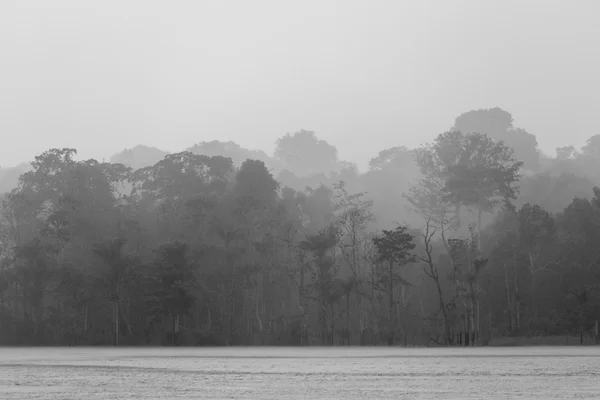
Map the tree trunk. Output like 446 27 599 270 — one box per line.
330 303 335 346
488 310 492 345
224 237 236 345
346 293 350 345
371 263 376 333
528 251 537 317
432 276 451 345
114 301 119 346
321 302 328 344
0 297 3 343
513 251 520 333
84 304 88 335
463 314 468 346
206 303 212 331
55 299 61 343
120 299 133 336
504 262 514 332
476 297 480 346
174 313 180 345
388 262 394 346
400 285 407 346
455 204 461 228
477 208 483 252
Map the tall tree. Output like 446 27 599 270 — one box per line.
332 181 374 342
416 131 523 249
517 203 558 317
453 107 539 172
418 219 452 344
300 226 339 344
93 237 138 346
149 241 196 345
372 225 416 345
275 130 339 177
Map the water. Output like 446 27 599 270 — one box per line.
1 347 599 399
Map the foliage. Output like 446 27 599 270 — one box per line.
275 130 339 177
453 107 540 172
1 113 599 347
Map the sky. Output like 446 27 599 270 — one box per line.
1 0 599 171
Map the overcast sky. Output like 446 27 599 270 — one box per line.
1 0 599 170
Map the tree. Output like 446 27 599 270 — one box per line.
0 164 29 195
454 107 513 139
300 226 340 344
489 228 522 334
368 146 418 173
14 238 53 339
8 130 600 348
110 145 170 170
516 173 594 214
555 189 600 340
364 146 422 230
416 131 523 250
130 151 233 242
234 160 279 206
302 185 335 234
581 135 600 159
93 237 138 345
332 181 374 343
453 107 539 172
517 203 558 317
418 219 452 344
556 146 578 161
149 241 196 345
274 130 339 177
447 229 488 346
372 225 416 345
188 140 283 175
333 181 374 276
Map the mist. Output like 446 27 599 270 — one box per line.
3 1 600 389
2 0 600 170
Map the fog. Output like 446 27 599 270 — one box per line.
2 0 600 356
2 0 600 169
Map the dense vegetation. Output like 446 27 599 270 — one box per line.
1 107 600 346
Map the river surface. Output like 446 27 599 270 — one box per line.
0 347 599 399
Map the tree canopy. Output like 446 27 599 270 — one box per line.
1 110 599 347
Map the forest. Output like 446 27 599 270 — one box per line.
1 107 600 347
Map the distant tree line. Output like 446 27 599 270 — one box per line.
1 107 600 346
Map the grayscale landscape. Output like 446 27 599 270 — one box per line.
1 0 600 398
1 347 600 399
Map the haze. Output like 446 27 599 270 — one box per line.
6 6 600 399
1 0 600 169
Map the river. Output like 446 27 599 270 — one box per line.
1 347 599 399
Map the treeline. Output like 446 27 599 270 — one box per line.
1 108 600 346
